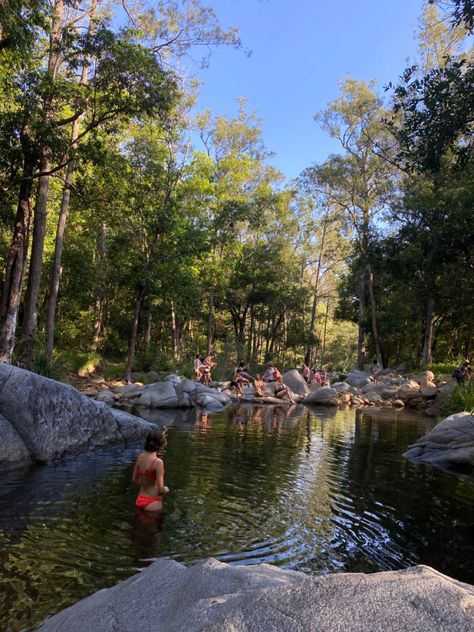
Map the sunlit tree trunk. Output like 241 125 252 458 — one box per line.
45 0 98 356
0 160 34 362
22 0 64 367
421 297 435 366
206 293 214 355
367 263 382 368
357 271 366 370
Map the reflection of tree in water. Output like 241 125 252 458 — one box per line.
326 411 474 581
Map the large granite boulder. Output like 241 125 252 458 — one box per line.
345 370 373 388
0 364 152 465
282 370 309 397
404 412 474 472
35 557 474 632
304 386 338 405
132 381 179 408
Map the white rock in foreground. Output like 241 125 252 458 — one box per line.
36 557 474 632
404 412 474 471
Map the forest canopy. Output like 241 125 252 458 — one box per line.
0 0 472 380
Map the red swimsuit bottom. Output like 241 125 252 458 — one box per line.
136 493 163 509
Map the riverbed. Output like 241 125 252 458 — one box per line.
1 404 473 632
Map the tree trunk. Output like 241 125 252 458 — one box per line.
421 297 435 366
304 224 326 366
366 263 383 368
0 166 34 362
125 285 146 381
144 311 152 353
206 293 214 355
45 1 97 356
171 300 178 360
357 270 366 370
320 301 330 367
21 0 64 366
91 224 108 353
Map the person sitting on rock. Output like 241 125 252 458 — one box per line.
230 367 248 396
253 374 268 397
236 361 255 385
274 376 296 404
132 430 169 513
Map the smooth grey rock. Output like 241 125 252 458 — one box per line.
282 370 309 396
35 558 474 632
304 386 338 405
404 412 474 471
345 370 373 388
365 391 384 404
0 364 152 464
134 381 179 408
0 412 32 462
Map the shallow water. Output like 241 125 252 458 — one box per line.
1 404 474 631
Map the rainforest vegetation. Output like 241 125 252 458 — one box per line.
0 0 472 381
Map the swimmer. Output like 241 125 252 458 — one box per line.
132 430 169 512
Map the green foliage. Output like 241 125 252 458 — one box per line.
442 383 474 416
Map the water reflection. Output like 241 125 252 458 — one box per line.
1 404 474 632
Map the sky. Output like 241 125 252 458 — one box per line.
189 0 426 181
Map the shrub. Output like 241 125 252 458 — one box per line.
442 383 474 416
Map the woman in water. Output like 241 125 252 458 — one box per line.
132 430 169 512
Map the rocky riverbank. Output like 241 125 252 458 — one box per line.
35 557 474 632
85 367 456 416
0 364 152 466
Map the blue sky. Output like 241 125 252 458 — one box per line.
191 0 425 180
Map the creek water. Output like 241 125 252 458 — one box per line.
1 404 474 632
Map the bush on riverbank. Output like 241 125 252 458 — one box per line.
442 383 474 416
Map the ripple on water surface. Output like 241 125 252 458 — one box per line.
1 405 474 631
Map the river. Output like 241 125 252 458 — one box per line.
1 403 473 631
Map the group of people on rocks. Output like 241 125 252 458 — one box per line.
193 353 217 384
192 354 333 405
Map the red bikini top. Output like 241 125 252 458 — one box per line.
137 457 158 479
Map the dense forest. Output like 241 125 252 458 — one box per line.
0 0 472 380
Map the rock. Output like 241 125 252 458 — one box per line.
404 412 474 471
365 391 384 404
421 384 437 398
304 387 338 405
332 382 361 395
0 364 152 465
174 378 199 408
88 374 106 385
164 374 181 385
134 381 179 408
310 380 322 391
96 390 116 405
398 381 421 400
146 371 160 381
0 413 32 463
345 370 373 388
35 558 474 632
393 399 405 408
412 370 435 385
437 382 457 395
282 370 309 396
339 392 351 403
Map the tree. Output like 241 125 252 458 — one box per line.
311 79 399 369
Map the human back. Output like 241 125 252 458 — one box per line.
132 430 167 512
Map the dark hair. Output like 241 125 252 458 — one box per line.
144 430 165 452
195 353 200 358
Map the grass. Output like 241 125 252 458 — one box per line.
425 361 461 378
442 382 474 417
